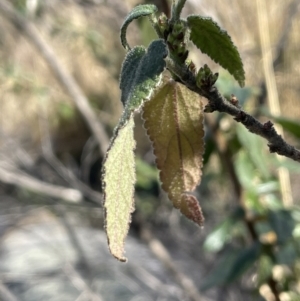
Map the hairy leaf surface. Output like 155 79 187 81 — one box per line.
121 4 158 50
102 116 135 262
187 15 245 87
119 39 168 119
102 39 167 261
143 79 205 225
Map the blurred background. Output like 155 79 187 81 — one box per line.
0 0 299 300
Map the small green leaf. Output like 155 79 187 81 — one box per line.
121 4 158 50
203 219 233 252
102 116 135 262
187 15 245 87
204 207 245 252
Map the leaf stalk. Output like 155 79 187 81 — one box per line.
170 0 187 24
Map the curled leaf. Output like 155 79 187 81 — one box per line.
187 15 245 87
143 79 205 225
121 4 158 50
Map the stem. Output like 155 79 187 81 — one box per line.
170 0 187 24
149 14 164 39
165 58 300 163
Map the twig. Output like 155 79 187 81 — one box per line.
166 58 300 163
38 102 103 206
0 282 20 301
140 226 205 301
55 205 95 287
0 165 83 203
63 263 103 301
0 0 110 156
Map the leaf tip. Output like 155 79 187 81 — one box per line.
181 194 205 226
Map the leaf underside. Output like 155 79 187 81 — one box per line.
102 39 167 262
187 15 245 87
102 116 135 262
143 79 205 226
120 4 158 50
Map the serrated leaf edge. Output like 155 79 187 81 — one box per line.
102 115 136 262
187 15 245 87
142 78 205 226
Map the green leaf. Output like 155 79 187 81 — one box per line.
143 79 205 226
268 209 295 244
204 207 245 252
102 39 167 262
120 4 158 50
102 116 135 262
236 125 271 180
226 242 262 283
257 255 273 286
272 115 300 140
276 241 298 265
119 39 168 116
201 248 241 291
187 15 245 87
136 158 158 189
203 219 233 252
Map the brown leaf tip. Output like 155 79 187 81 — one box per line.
181 194 205 226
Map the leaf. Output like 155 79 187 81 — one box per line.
187 15 245 87
143 79 205 226
256 255 273 286
225 242 262 283
102 39 167 262
102 116 135 262
202 242 261 290
272 115 300 140
119 39 168 113
201 248 241 291
268 209 295 244
204 207 245 252
236 125 271 180
120 4 158 50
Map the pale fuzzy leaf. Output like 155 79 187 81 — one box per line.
120 4 158 50
102 116 135 262
143 79 205 225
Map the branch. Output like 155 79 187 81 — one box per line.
0 282 20 301
166 58 300 163
170 0 187 23
0 165 83 203
140 226 205 301
38 105 103 206
0 0 110 156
